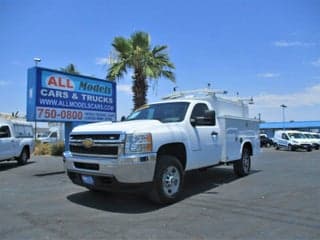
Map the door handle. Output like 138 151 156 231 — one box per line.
211 131 218 136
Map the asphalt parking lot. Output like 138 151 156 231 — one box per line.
0 149 319 240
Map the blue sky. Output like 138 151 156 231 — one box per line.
1 0 320 122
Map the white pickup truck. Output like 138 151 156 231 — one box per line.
0 119 35 165
63 89 260 204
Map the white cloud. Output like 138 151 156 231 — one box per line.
311 58 320 67
257 73 280 78
250 84 320 121
0 80 10 86
273 40 316 47
117 84 132 94
96 57 109 65
254 84 320 108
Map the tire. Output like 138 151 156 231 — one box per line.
288 144 293 151
275 143 279 150
17 147 29 165
233 147 251 177
307 147 312 152
149 155 184 204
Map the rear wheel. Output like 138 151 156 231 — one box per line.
233 147 251 177
275 143 280 150
17 147 29 165
149 155 184 204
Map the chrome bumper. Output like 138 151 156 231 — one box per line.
63 151 156 183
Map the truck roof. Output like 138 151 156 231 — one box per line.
158 89 251 118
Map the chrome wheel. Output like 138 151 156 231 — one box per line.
162 166 180 197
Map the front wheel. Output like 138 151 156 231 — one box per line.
149 155 184 204
17 147 29 165
233 147 251 177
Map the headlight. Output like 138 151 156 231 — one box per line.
125 133 152 154
293 140 298 144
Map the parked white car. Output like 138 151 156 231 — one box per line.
273 130 312 152
0 120 35 164
64 89 260 204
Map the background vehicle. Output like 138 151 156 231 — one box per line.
301 132 320 150
273 130 312 151
260 134 273 147
0 119 35 164
38 126 64 144
63 89 260 204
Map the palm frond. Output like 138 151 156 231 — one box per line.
106 61 127 81
131 31 150 51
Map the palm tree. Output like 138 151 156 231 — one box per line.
107 31 175 110
60 64 80 75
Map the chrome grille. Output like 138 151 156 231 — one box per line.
69 133 125 157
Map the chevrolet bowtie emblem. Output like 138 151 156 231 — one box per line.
82 138 94 149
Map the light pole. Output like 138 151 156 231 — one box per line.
280 104 287 130
33 57 41 140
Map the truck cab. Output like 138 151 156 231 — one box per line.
63 89 260 204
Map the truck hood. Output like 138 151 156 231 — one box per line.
72 120 163 134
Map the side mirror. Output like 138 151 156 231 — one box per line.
191 110 216 127
205 110 216 126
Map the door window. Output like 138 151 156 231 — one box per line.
0 126 11 138
281 133 289 140
190 103 214 126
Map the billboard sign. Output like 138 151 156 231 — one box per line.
27 67 116 122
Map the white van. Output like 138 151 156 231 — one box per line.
273 130 312 152
38 126 64 144
0 120 35 164
301 132 320 150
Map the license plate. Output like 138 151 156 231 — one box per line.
81 175 94 185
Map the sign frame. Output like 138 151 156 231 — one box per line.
27 67 116 122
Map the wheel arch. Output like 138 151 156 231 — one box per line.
157 142 187 170
241 141 253 156
22 145 30 158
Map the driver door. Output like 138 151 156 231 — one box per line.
189 103 222 167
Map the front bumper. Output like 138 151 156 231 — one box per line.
63 151 156 184
293 144 311 150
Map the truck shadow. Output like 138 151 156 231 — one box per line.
67 167 260 214
0 161 35 172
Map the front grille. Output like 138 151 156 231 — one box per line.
70 134 120 141
69 132 124 157
70 145 118 155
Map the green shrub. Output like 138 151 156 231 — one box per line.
50 141 65 156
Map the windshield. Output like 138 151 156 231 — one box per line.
127 102 190 123
304 134 313 139
288 133 305 139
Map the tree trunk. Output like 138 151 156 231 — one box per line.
132 69 148 110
